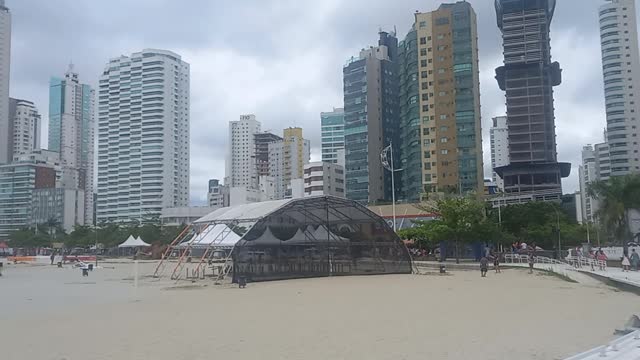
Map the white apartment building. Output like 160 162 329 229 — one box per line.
599 0 640 176
268 133 310 199
579 139 611 224
9 98 40 156
97 49 190 223
490 116 509 191
303 162 345 197
0 0 10 164
226 114 261 189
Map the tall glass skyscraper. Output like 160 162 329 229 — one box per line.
48 66 95 224
96 49 190 223
343 32 399 204
320 108 345 165
398 2 483 201
494 0 570 200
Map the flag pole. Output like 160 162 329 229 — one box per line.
390 142 397 232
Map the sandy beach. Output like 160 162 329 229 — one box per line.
0 261 637 360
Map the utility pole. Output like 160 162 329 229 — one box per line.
381 143 403 232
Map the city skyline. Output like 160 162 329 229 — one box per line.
6 0 637 204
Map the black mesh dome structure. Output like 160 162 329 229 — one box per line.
193 196 412 282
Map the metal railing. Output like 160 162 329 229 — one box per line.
565 256 607 271
503 253 567 266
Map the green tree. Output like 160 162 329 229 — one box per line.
417 197 492 263
588 175 640 251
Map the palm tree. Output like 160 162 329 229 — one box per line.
588 175 640 251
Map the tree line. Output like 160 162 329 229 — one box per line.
399 174 640 260
8 220 186 249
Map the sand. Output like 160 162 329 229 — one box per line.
0 261 637 360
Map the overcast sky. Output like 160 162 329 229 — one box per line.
8 0 628 205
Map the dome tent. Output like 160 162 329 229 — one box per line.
192 196 412 282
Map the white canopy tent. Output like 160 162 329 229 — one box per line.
178 224 242 248
118 235 151 248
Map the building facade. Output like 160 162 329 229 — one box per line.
490 116 509 191
320 108 345 165
0 0 13 164
49 66 95 224
32 188 85 233
255 131 282 177
303 162 346 197
160 206 218 226
9 98 40 157
226 114 261 189
599 0 640 176
579 138 611 224
0 150 60 239
398 2 483 201
344 31 399 204
0 0 10 164
494 0 570 200
207 178 229 208
97 49 190 223
268 128 310 200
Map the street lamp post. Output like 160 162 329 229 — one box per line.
381 143 403 232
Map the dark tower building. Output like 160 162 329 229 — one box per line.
494 0 570 201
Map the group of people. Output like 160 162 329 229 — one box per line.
621 249 640 272
480 251 503 277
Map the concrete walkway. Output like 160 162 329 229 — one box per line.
576 267 640 288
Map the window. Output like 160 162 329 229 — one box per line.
420 37 427 45
421 60 428 67
437 68 445 74
441 149 449 155
420 48 427 56
419 21 427 28
440 137 448 143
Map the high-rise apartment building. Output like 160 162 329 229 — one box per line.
494 0 570 201
598 0 640 176
226 114 261 189
268 128 310 199
579 136 611 224
97 49 190 223
9 98 40 157
283 127 307 181
320 108 345 165
343 31 399 204
49 66 95 224
0 0 10 164
255 131 282 177
207 178 229 208
303 162 346 197
398 2 483 201
490 116 509 191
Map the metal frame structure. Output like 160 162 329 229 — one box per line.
154 196 412 283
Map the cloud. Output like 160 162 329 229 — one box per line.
7 0 631 206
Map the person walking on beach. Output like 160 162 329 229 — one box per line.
631 249 639 271
622 252 631 272
50 251 55 265
528 249 535 274
492 252 501 274
480 256 489 277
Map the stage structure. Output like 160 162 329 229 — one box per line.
153 196 412 282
